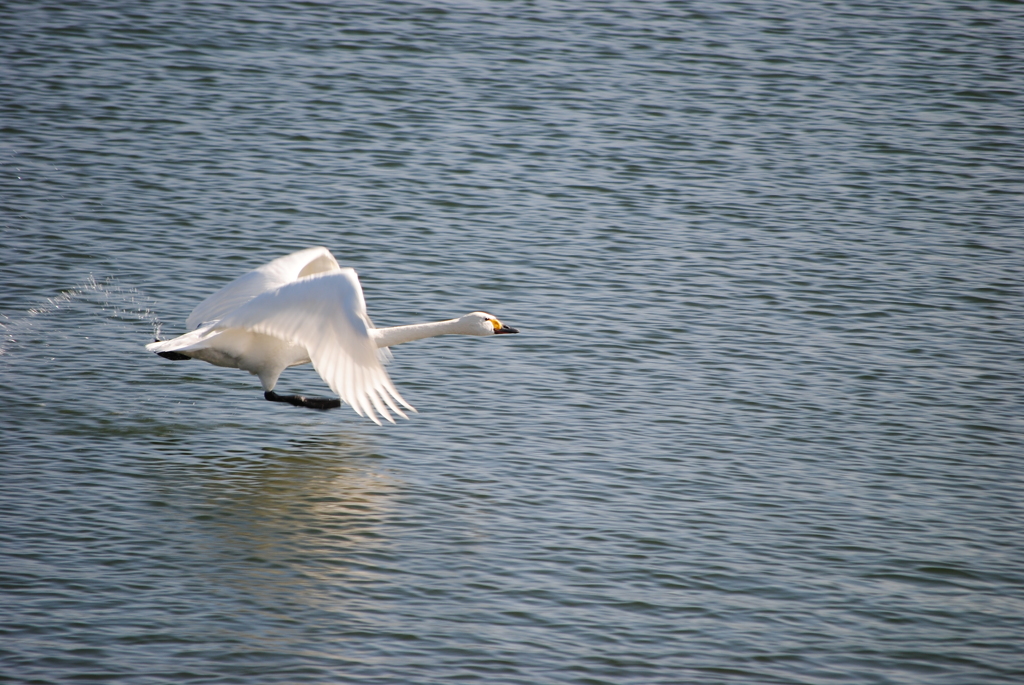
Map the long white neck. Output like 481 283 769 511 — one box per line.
372 318 466 348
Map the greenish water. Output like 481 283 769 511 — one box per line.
2 1 1023 683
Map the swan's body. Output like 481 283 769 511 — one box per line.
146 247 518 424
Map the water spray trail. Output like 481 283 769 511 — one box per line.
0 276 165 357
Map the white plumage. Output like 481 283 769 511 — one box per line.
147 247 518 424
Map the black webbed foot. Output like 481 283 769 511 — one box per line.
264 390 341 410
152 338 192 361
156 350 192 360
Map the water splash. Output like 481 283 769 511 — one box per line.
0 275 164 357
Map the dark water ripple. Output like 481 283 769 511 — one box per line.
3 1 1024 683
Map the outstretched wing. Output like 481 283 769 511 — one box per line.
215 269 414 425
186 247 341 330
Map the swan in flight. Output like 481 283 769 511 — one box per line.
146 247 518 424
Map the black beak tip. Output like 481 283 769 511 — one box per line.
496 325 519 335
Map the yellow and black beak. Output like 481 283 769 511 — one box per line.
492 319 519 335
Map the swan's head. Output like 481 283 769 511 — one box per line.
459 312 519 336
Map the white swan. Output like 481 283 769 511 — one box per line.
146 247 518 424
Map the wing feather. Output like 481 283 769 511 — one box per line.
215 269 413 424
378 379 408 420
186 247 341 330
367 389 392 425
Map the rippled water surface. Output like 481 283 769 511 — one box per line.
3 1 1023 683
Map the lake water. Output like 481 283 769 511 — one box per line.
2 2 1023 683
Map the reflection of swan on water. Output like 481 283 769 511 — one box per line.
147 247 519 424
184 437 403 595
